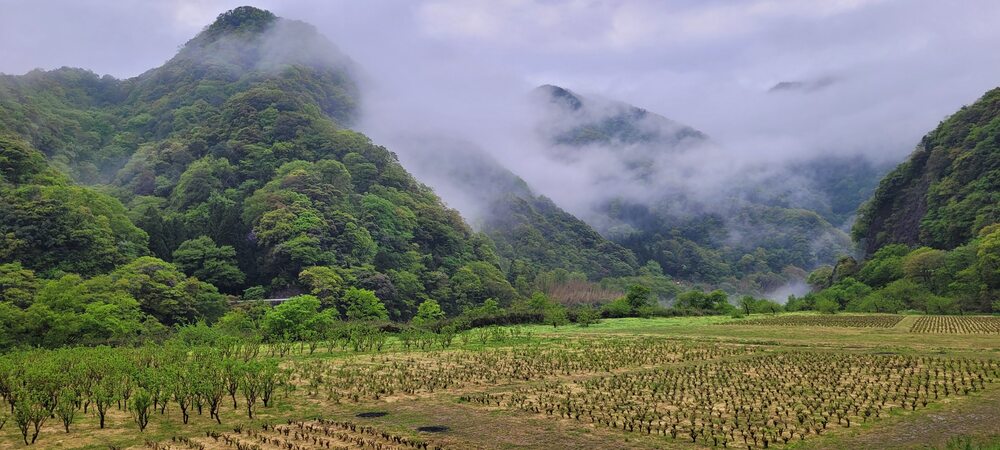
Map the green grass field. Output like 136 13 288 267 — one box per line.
2 314 999 449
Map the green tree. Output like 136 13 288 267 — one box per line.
856 244 908 288
0 134 46 184
412 299 445 326
343 287 388 321
362 193 416 247
815 297 840 314
832 256 860 282
847 291 905 313
298 266 344 302
1 183 148 276
675 290 708 310
340 222 377 266
878 279 936 313
450 262 517 311
0 262 38 307
976 226 1000 289
55 389 77 432
171 157 234 209
575 306 601 327
172 236 245 291
130 389 153 432
112 257 226 325
752 299 783 315
242 285 266 300
902 247 947 290
261 295 334 341
815 278 872 309
706 290 733 314
926 295 958 314
13 387 48 444
625 285 652 311
806 265 833 290
738 295 757 315
545 303 569 327
601 297 631 317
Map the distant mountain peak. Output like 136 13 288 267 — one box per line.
173 6 349 74
202 6 277 41
532 84 707 149
129 5 359 133
536 84 583 111
768 76 838 93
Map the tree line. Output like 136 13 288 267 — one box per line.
0 343 286 445
798 224 1000 314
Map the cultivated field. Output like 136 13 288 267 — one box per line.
724 314 904 328
910 316 1000 334
1 314 999 449
463 353 995 448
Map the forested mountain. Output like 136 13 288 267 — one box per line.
0 5 920 349
854 88 1000 254
802 87 1000 314
531 85 857 294
390 137 639 291
0 6 517 337
536 84 707 155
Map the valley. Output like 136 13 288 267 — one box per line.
1 4 999 449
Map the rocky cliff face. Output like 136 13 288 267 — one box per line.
854 87 1000 255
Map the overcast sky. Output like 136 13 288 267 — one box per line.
3 0 1000 171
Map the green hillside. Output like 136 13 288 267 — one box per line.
0 6 514 339
855 88 1000 254
804 88 1000 314
386 139 639 293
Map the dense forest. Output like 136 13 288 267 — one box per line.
0 7 521 347
0 7 691 350
802 88 1000 314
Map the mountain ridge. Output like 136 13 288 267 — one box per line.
854 87 1000 254
0 6 512 322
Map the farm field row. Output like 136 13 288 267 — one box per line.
724 313 1000 335
518 315 1000 353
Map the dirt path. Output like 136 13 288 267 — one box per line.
895 315 919 331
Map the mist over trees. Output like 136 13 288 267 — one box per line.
0 7 513 345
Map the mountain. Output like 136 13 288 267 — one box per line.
533 84 707 183
531 85 859 294
0 6 515 320
390 136 639 290
536 84 707 149
0 5 891 330
802 87 1000 314
854 87 1000 255
767 76 838 94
